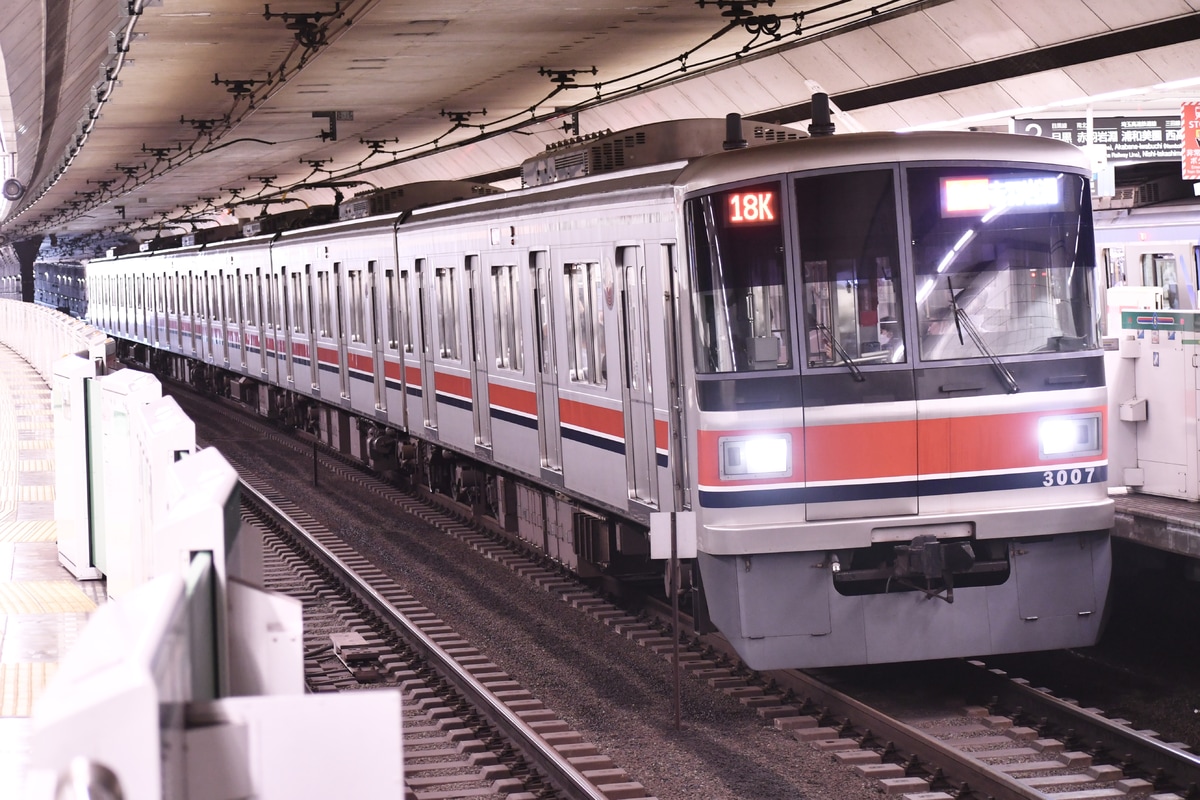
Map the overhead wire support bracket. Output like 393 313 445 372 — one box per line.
538 66 598 90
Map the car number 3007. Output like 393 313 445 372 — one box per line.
1043 468 1095 486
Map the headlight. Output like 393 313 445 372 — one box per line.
719 433 792 479
1038 413 1101 458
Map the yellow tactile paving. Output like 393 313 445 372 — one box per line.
0 522 57 543
17 486 53 503
0 662 60 717
0 583 96 615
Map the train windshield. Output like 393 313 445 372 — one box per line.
908 167 1099 360
686 163 1098 375
687 180 793 373
795 169 905 368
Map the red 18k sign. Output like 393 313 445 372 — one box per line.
727 191 776 225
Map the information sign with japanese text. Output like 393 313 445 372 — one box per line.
1015 116 1183 162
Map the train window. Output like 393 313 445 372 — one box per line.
491 264 523 372
280 268 293 333
687 180 791 374
348 269 365 342
1102 246 1125 288
369 261 380 348
907 167 1098 359
226 274 236 322
304 266 316 341
435 267 460 359
243 273 255 326
254 269 265 332
318 271 332 336
795 169 905 367
291 270 306 333
399 270 414 354
211 275 221 320
1140 253 1180 309
385 269 400 351
563 262 607 385
265 272 278 331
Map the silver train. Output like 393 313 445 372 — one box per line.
1094 199 1200 326
86 116 1114 669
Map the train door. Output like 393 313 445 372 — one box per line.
255 268 268 378
383 266 408 427
151 274 161 346
466 255 492 448
182 273 190 354
531 251 562 473
333 263 350 401
662 243 690 513
415 259 438 430
280 266 295 384
234 268 247 369
267 267 282 385
369 261 385 412
617 245 658 506
305 265 319 391
219 269 231 367
203 271 215 362
132 274 141 341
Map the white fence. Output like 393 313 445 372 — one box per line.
0 299 111 382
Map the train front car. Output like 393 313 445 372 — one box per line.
677 131 1113 670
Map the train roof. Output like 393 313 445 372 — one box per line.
676 130 1092 194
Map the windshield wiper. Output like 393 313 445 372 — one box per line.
946 277 1019 394
814 323 865 382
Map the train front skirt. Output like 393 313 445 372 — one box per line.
699 529 1112 670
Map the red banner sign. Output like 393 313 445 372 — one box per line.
1184 101 1200 180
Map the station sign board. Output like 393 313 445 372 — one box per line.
1015 116 1183 162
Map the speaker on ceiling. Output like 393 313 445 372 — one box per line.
2 179 24 202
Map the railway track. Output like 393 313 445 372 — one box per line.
237 463 650 800
176 385 1200 800
770 660 1200 799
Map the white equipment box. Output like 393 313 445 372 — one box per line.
1110 309 1200 500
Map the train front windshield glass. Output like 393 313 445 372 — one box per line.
687 181 793 374
794 169 904 368
686 164 1098 376
908 167 1099 360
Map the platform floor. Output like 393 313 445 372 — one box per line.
0 342 106 798
1113 490 1200 559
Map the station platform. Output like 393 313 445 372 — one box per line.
0 341 105 797
1113 491 1200 560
